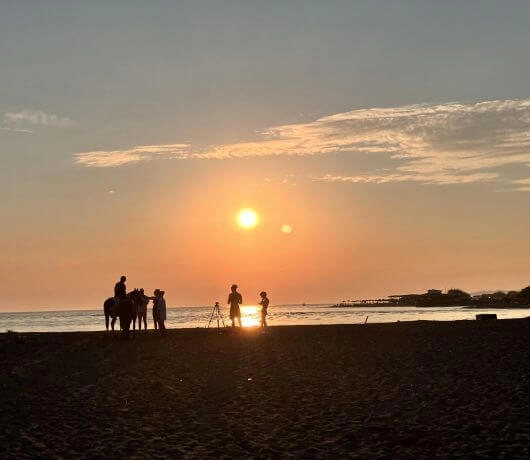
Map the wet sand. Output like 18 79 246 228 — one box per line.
2 319 530 458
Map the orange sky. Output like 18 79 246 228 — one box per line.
2 158 530 311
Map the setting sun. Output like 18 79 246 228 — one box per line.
237 208 259 229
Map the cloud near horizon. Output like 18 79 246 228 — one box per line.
74 99 530 188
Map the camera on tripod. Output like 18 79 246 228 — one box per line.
207 301 226 331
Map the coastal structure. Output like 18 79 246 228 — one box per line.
335 285 530 308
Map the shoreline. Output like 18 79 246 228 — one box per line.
0 316 521 335
2 314 530 335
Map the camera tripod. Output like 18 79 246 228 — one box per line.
207 302 226 331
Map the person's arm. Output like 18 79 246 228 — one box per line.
227 294 231 304
239 294 243 304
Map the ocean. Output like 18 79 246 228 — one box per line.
1 304 529 333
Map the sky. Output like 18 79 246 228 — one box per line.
2 1 530 310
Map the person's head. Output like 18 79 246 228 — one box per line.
260 291 267 298
215 301 220 307
160 290 165 297
140 288 144 294
231 284 238 292
154 289 160 296
120 275 126 283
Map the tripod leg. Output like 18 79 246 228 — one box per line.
207 306 216 328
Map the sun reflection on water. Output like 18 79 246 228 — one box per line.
240 305 260 327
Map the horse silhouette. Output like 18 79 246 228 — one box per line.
104 289 142 337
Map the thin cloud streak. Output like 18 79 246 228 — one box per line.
317 172 499 185
0 126 33 134
74 99 530 187
74 143 191 168
4 110 75 129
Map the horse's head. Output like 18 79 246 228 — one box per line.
127 289 142 304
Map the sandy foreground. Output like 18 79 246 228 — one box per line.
2 320 530 458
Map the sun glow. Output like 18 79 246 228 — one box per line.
237 208 259 229
240 305 260 327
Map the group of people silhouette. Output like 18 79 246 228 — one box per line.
104 276 270 337
103 276 166 337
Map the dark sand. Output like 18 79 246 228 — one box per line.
2 320 530 458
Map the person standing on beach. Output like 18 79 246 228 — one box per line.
156 290 167 332
228 284 243 328
152 289 160 330
259 291 269 328
137 288 149 330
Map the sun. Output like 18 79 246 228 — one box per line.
237 208 259 229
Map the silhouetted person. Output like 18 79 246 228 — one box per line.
259 291 269 328
153 290 167 332
114 275 127 301
112 275 128 335
228 284 242 328
152 289 160 330
137 288 149 330
158 291 167 332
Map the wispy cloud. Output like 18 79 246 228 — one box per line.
512 178 530 185
74 143 191 167
317 172 499 185
2 109 75 132
74 99 530 187
0 125 33 134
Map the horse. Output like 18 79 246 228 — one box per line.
104 290 141 337
128 289 143 331
103 297 117 331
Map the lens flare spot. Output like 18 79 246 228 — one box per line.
281 224 293 234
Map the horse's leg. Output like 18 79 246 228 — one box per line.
121 315 129 339
105 313 109 331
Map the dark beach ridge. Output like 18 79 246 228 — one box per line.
2 319 530 458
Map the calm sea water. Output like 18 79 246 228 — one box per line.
0 304 529 333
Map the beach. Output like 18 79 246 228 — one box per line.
2 319 530 458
